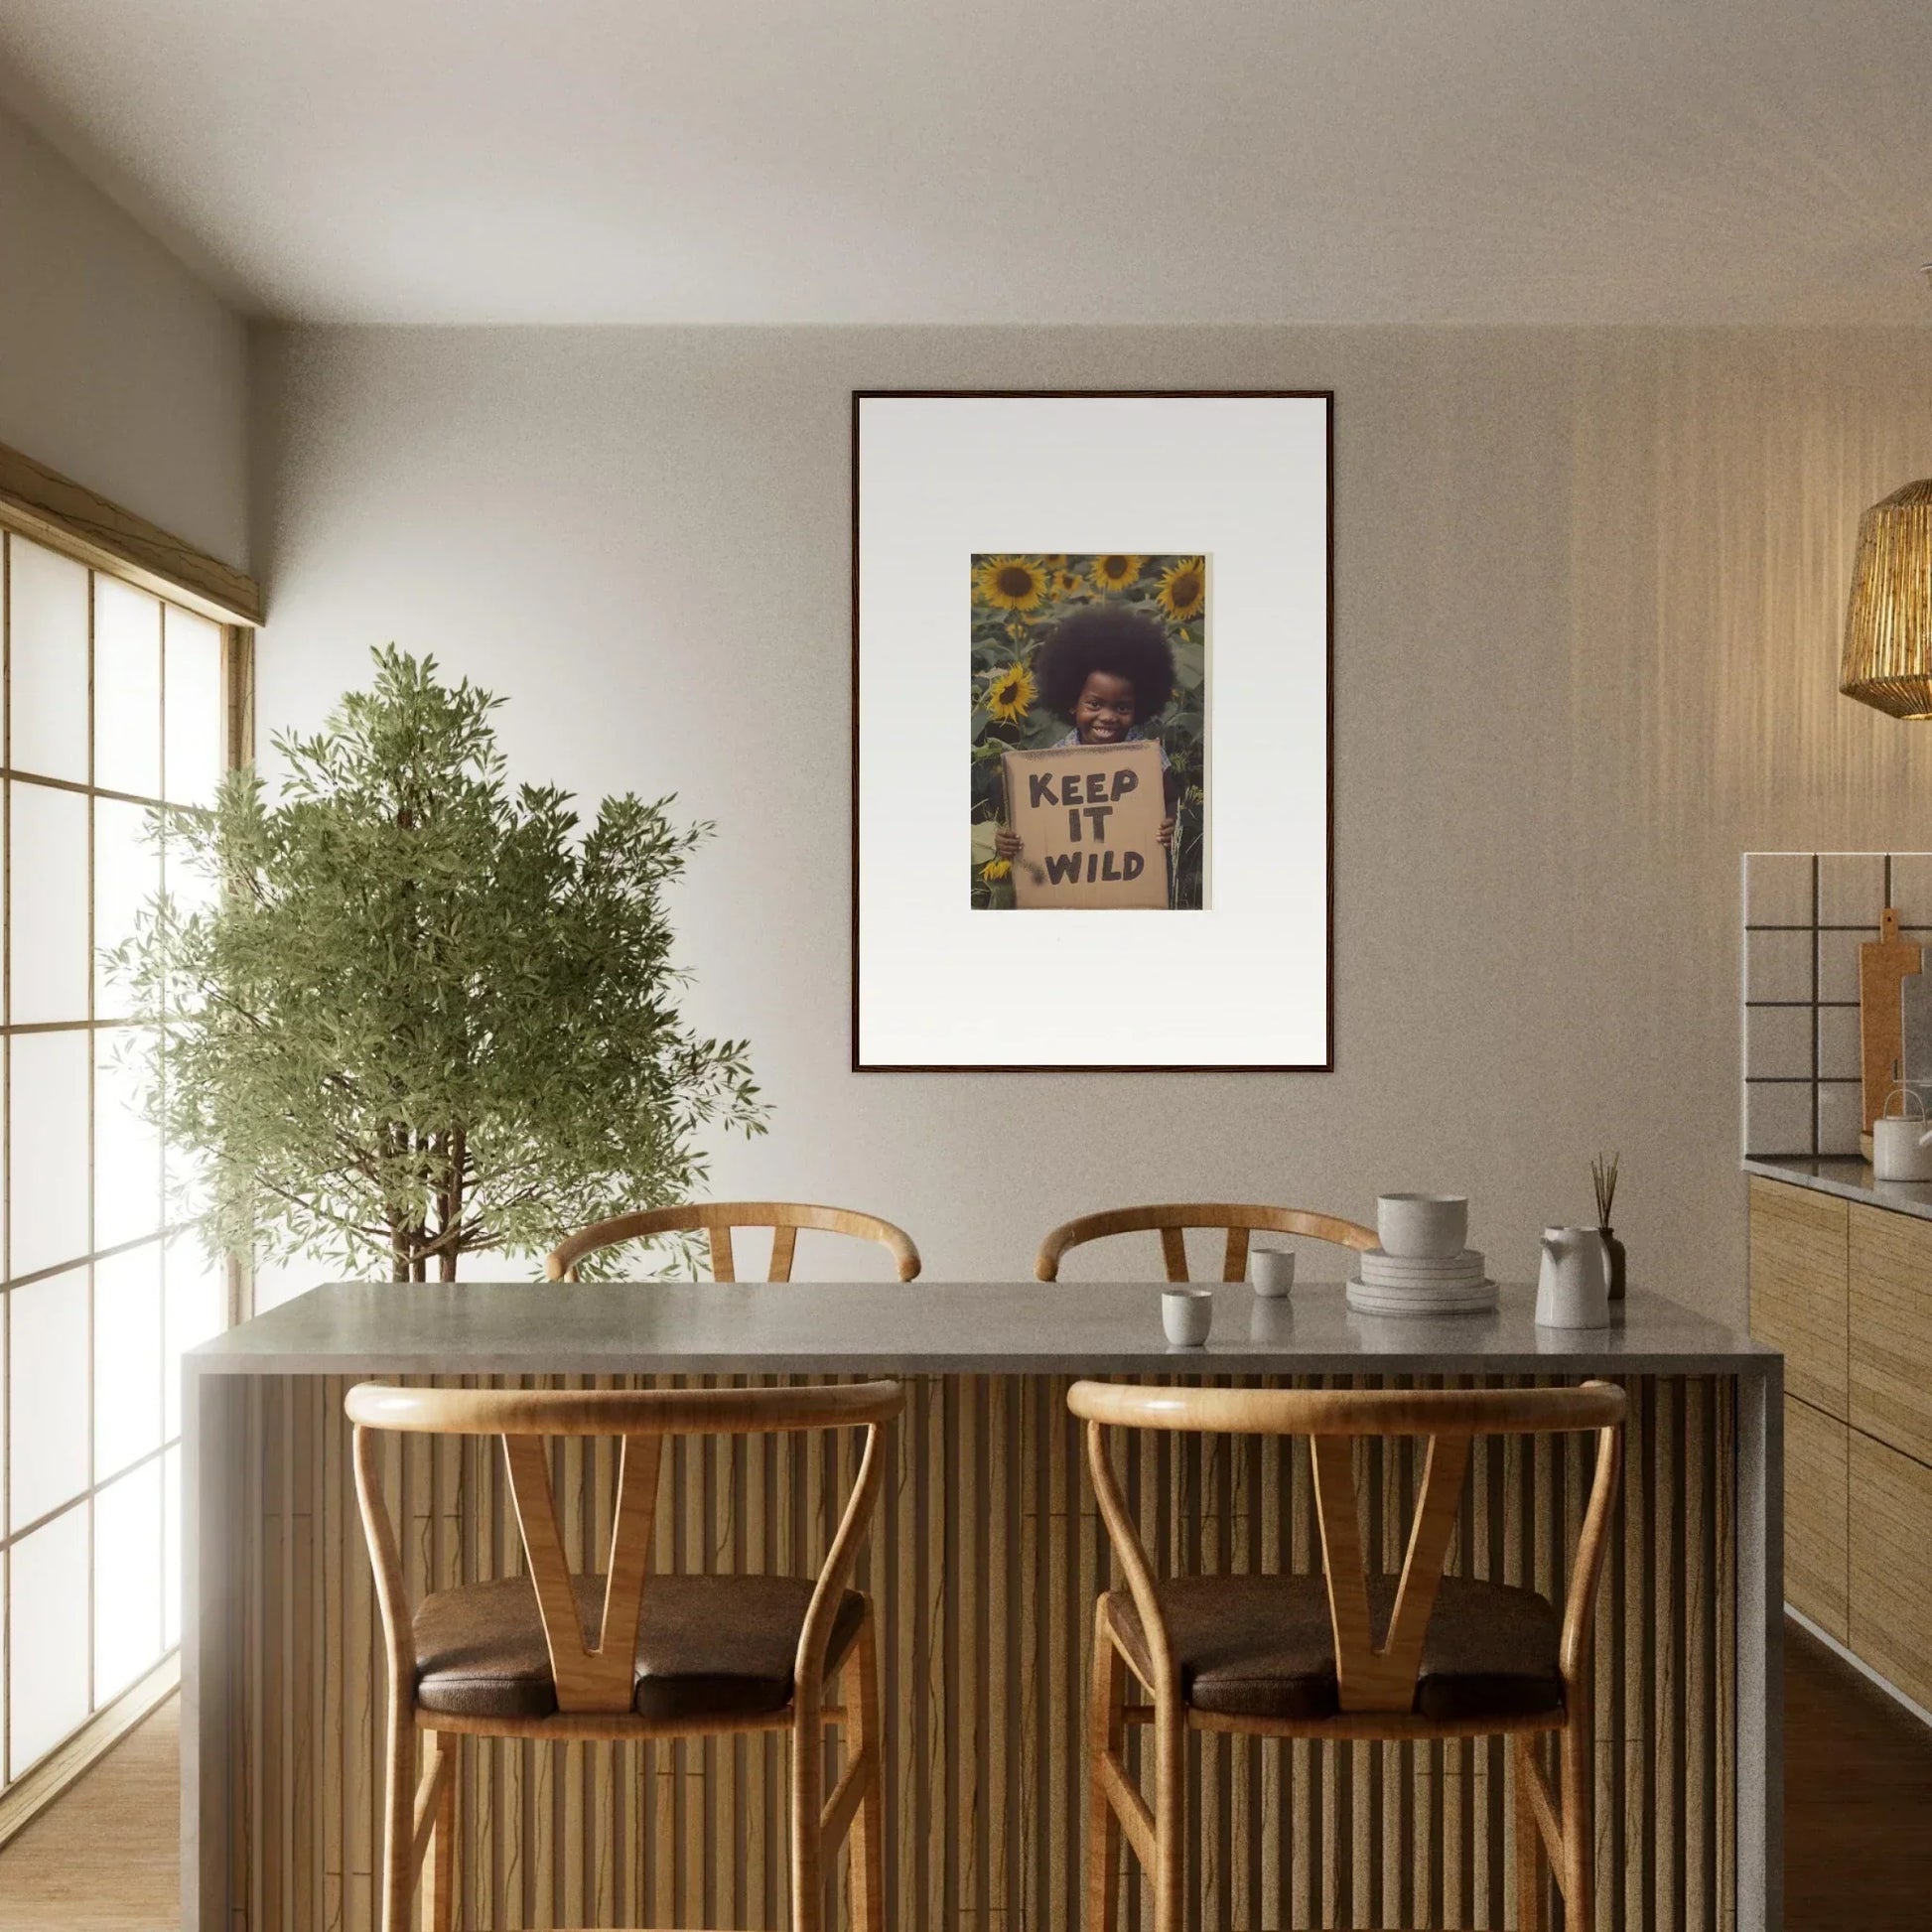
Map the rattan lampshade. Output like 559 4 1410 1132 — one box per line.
1842 478 1932 718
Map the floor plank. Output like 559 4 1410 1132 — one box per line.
1785 1617 1932 1931
2 1619 1928 1930
0 1697 178 1931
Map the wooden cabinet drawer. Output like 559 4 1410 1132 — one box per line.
1748 1178 1848 1419
1784 1396 1849 1641
1850 1203 1932 1465
1849 1431 1932 1714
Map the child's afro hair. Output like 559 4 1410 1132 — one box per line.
1034 605 1176 725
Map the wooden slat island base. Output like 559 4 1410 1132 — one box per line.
182 1282 1782 1932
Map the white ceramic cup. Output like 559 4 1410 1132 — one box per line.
1250 1248 1297 1298
1377 1192 1468 1260
1162 1286 1214 1346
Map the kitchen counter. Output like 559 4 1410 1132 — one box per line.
1744 1152 1932 1223
183 1278 1783 1932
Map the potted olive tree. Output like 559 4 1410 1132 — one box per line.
110 646 766 1282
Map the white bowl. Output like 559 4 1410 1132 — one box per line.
1376 1193 1468 1260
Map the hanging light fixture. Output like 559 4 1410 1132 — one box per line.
1840 478 1932 718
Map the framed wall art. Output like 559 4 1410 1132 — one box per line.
852 389 1332 1071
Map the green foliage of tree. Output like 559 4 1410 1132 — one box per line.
107 647 767 1282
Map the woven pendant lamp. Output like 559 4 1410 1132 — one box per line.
1841 479 1932 718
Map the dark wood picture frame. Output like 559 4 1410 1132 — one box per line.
851 388 1334 1073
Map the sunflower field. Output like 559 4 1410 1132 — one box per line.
969 553 1206 909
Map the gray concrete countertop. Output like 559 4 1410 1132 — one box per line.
1744 1154 1932 1224
189 1280 1773 1379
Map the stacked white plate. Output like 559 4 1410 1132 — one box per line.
1346 1246 1497 1316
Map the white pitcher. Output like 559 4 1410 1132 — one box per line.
1536 1226 1613 1329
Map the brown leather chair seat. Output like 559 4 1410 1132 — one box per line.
1105 1573 1563 1724
413 1573 867 1723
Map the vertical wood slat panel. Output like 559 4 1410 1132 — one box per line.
226 1372 1735 1930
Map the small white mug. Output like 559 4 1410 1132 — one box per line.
1250 1248 1297 1298
1162 1287 1214 1346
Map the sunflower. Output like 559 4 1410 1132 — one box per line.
1090 553 1145 592
1051 568 1084 598
980 856 1013 884
974 555 1051 613
1156 556 1205 622
985 661 1035 723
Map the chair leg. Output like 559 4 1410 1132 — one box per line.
1084 1605 1126 1932
1513 1733 1545 1932
424 1732 456 1932
1558 1704 1593 1929
1151 1690 1186 1932
379 1700 415 1932
790 1694 827 1932
846 1610 887 1932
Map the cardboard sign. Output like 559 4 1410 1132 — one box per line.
1001 741 1168 909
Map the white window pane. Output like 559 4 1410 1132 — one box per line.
93 576 162 799
94 796 161 1017
94 1242 163 1480
7 537 88 782
8 1265 89 1526
95 1459 164 1699
163 1237 224 1440
10 1030 90 1277
94 1030 162 1249
8 1507 90 1775
162 824 220 926
9 780 89 1025
162 608 224 809
162 1442 182 1649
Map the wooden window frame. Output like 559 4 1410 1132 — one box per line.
0 436 260 1845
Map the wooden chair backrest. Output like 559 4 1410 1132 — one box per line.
1035 1201 1377 1285
1066 1380 1626 1714
345 1380 904 1718
545 1201 921 1284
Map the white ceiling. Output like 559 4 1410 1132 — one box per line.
2 0 1929 326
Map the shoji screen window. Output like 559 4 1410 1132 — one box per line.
1 530 231 1793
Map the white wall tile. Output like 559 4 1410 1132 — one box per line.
1745 1005 1812 1080
1817 1005 1863 1081
1890 854 1932 930
1817 928 1872 1005
1745 1081 1813 1158
1819 852 1886 927
1746 928 1812 1003
1743 852 1813 926
1816 1081 1863 1157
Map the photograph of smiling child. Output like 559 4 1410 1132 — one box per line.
969 553 1205 911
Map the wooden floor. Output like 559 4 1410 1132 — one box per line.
0 1622 1926 1930
1784 1619 1932 1931
0 1698 179 1930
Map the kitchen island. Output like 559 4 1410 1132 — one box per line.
183 1281 1781 1931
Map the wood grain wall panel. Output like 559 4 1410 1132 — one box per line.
206 1372 1735 1931
1748 1178 1849 1420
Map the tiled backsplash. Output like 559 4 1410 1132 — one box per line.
1742 852 1932 1157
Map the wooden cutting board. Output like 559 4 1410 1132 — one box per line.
1862 907 1924 1137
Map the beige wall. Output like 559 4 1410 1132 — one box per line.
0 100 248 566
248 324 1932 1311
